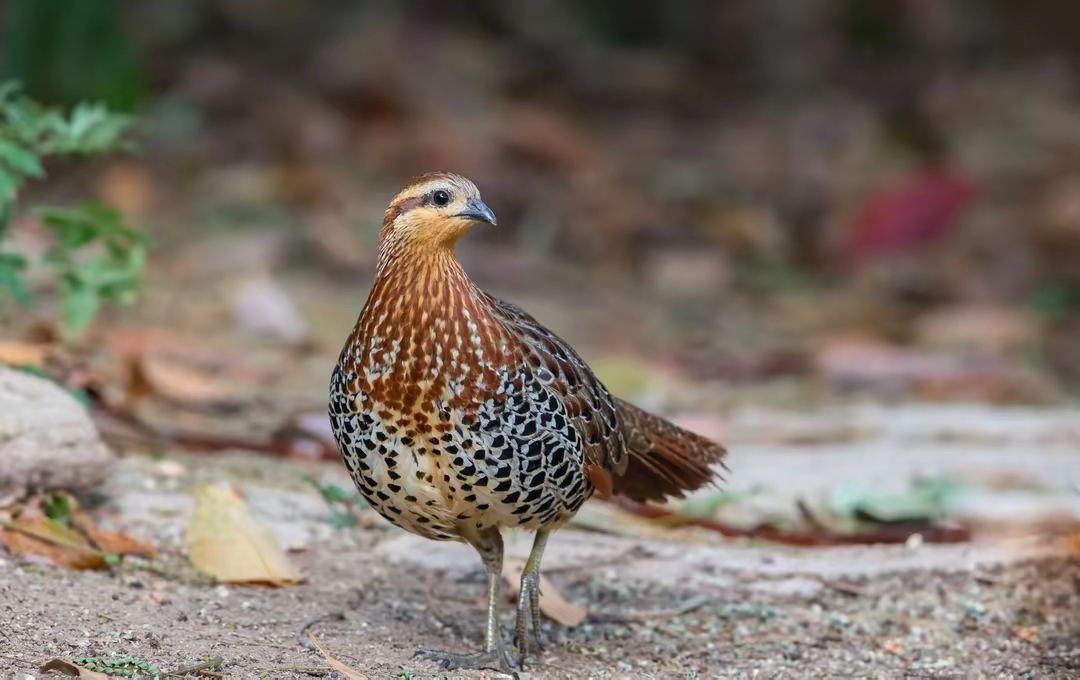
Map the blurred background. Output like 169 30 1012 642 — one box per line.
2 4 1080 675
5 0 1080 402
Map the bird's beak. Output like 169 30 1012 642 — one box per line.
456 197 497 226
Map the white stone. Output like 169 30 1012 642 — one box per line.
0 367 115 503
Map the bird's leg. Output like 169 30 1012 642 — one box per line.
514 529 550 665
415 528 516 674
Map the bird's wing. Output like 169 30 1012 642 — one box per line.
484 294 629 477
483 294 727 504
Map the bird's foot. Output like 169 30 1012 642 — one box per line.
414 647 519 676
513 572 547 664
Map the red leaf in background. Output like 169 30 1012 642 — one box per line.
849 167 977 257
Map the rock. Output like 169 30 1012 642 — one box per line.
0 367 116 504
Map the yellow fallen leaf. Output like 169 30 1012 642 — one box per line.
503 559 587 627
308 632 369 680
185 483 301 586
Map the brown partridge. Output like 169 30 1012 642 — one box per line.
329 173 727 674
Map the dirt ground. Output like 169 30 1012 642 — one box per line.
3 400 1080 679
1 509 1078 678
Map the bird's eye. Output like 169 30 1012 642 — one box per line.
432 190 450 206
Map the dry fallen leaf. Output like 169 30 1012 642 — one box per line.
0 341 49 368
186 483 301 586
502 559 587 627
72 514 156 559
39 659 109 679
0 495 155 570
308 632 369 680
97 160 155 226
1064 530 1080 555
127 353 242 409
0 516 105 569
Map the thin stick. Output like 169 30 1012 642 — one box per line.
164 656 225 677
591 594 710 623
295 611 346 652
612 498 971 546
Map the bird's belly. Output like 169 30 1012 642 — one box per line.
331 409 461 541
330 401 592 539
450 435 589 533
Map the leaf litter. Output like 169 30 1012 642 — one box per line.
0 492 154 570
185 483 301 586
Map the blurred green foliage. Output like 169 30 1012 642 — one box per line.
40 203 148 336
0 82 147 336
303 475 369 529
1 0 146 111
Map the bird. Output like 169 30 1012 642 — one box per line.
329 172 727 674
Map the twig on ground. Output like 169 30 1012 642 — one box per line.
612 498 971 546
590 594 710 623
258 668 331 679
164 656 225 678
820 580 867 597
86 385 336 459
295 611 346 652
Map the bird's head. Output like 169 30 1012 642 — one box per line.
378 173 496 257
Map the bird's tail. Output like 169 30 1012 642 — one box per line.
611 398 728 503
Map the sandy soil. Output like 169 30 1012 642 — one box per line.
2 414 1079 679
2 529 1078 678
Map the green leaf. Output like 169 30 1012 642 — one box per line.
43 492 73 523
0 137 44 178
0 165 20 205
0 81 19 102
61 283 102 336
0 83 143 334
681 486 766 518
0 252 31 305
45 102 132 154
